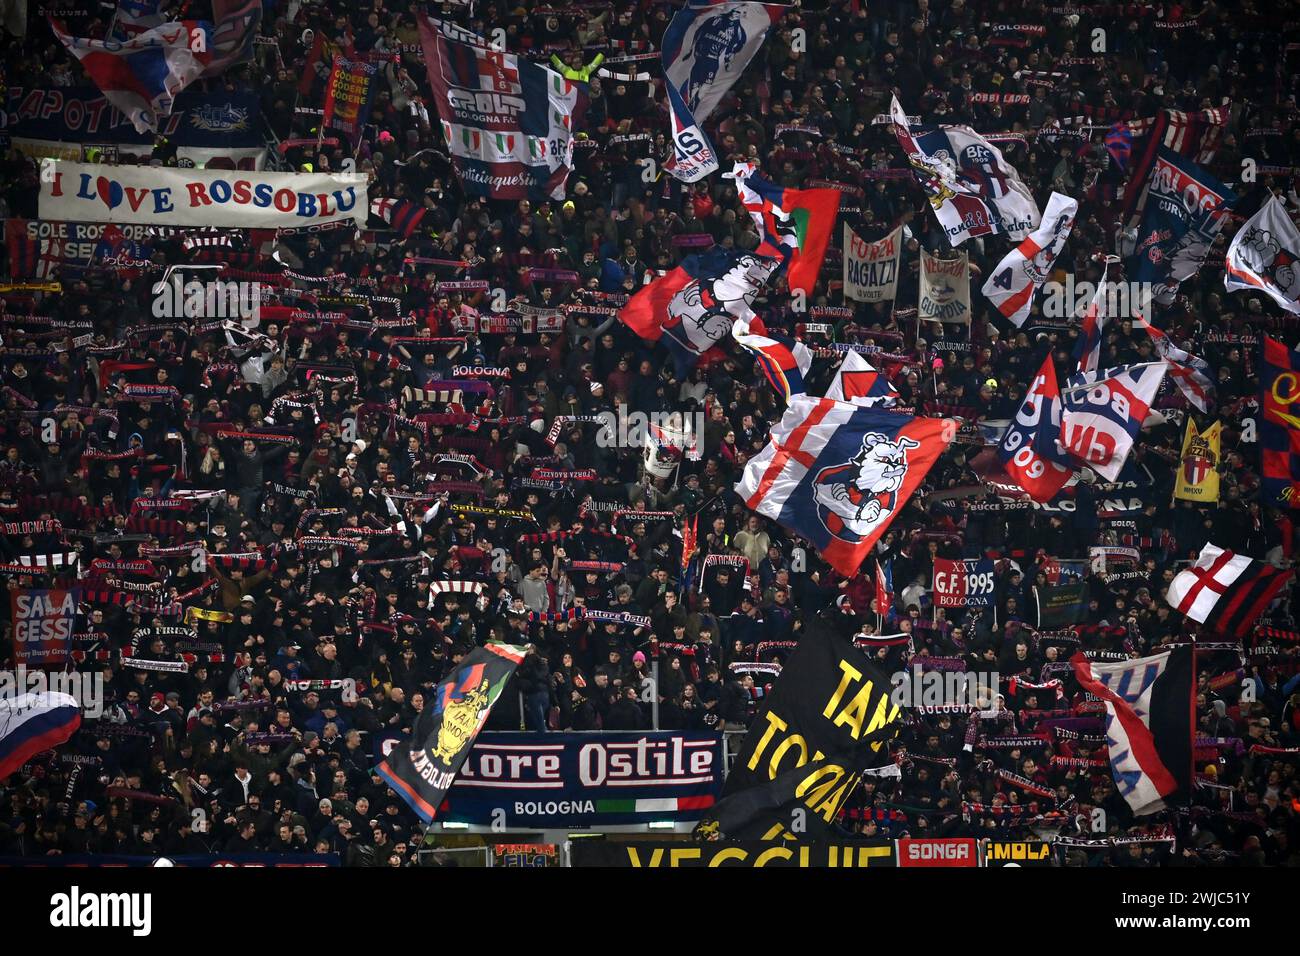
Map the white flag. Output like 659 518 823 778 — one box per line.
982 191 1078 326
1225 194 1300 315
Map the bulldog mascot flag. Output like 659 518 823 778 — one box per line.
735 398 954 576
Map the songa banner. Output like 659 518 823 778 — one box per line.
932 558 996 607
843 223 902 303
919 249 971 325
439 731 723 828
375 643 525 823
569 841 896 868
39 161 368 229
322 57 378 148
896 837 979 867
10 588 78 667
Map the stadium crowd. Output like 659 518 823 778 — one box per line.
1 0 1299 866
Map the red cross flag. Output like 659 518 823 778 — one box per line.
1164 543 1293 638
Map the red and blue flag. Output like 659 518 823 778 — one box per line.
735 397 954 576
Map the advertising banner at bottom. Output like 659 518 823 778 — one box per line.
897 838 979 867
0 854 340 867
983 841 1054 867
570 841 895 868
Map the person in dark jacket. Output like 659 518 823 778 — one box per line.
517 649 552 732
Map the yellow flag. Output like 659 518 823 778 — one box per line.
1174 419 1221 502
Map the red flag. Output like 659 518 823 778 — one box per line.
875 559 891 618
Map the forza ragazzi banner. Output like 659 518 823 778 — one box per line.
569 841 895 868
440 731 723 828
896 837 979 867
39 161 368 229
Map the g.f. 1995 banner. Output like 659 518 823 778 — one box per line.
39 161 368 229
932 558 996 607
439 731 723 828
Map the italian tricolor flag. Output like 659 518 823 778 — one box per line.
734 165 841 297
595 796 715 815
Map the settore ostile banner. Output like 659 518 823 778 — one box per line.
39 161 368 229
440 731 724 828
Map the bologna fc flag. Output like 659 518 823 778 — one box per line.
711 622 900 840
735 397 954 576
419 16 586 201
1071 646 1193 816
1225 194 1300 316
620 249 777 378
1260 335 1300 508
1126 146 1235 305
1061 362 1167 481
1173 419 1221 502
826 351 899 407
998 354 1074 501
982 191 1078 327
890 94 1040 246
375 643 525 823
731 316 812 401
0 692 82 781
731 163 841 295
662 1 781 182
1165 543 1293 639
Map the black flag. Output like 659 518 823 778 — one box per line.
375 643 526 823
706 623 901 840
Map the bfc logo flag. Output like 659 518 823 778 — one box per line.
619 249 778 378
1260 335 1300 508
1225 194 1300 315
662 1 780 182
734 397 954 576
1061 363 1167 482
982 191 1078 327
932 558 996 608
890 95 1040 245
998 354 1074 501
1127 145 1235 305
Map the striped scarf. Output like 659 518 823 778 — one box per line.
208 552 271 571
428 580 485 595
298 536 360 550
125 516 186 538
0 520 64 536
568 560 624 574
